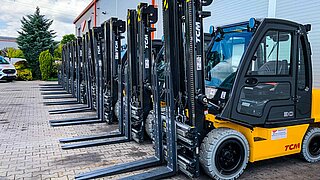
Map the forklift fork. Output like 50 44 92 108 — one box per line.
40 88 65 91
74 5 178 179
75 157 163 180
54 18 130 147
43 95 74 99
43 100 80 106
48 105 92 114
41 91 69 95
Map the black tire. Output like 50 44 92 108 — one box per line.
145 110 154 140
200 128 249 180
301 127 320 162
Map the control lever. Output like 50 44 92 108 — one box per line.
208 101 220 110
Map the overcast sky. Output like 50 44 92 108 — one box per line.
0 0 92 41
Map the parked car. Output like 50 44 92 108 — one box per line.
0 56 17 82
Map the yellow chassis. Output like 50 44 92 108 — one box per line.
205 89 320 163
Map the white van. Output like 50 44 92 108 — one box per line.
0 56 17 82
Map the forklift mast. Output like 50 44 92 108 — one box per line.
71 41 77 97
84 31 94 110
65 43 71 93
80 34 89 104
163 0 211 177
68 42 73 94
75 37 83 103
102 18 126 124
59 45 65 86
131 3 158 143
91 27 104 119
127 9 138 96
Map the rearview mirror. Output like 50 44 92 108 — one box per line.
202 0 213 6
270 34 290 42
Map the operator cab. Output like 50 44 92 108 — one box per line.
205 21 253 114
205 18 312 127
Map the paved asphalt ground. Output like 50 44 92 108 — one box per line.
0 81 319 180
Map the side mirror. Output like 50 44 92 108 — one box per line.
202 0 213 6
304 24 311 32
252 55 257 61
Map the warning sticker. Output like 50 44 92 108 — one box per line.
145 59 150 69
196 55 202 70
271 128 287 140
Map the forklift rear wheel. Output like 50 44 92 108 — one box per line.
145 110 154 140
200 128 249 180
301 127 320 162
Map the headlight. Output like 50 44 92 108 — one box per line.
205 87 217 99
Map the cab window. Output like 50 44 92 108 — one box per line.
247 31 292 76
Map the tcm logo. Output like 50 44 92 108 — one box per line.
196 22 201 43
285 143 300 151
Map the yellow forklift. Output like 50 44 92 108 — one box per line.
76 1 319 179
201 18 318 179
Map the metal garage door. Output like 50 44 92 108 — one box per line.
276 0 320 87
204 0 269 32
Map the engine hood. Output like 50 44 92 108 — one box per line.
0 63 16 69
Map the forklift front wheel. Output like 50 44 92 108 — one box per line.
114 100 120 120
200 128 249 180
145 110 154 140
301 127 320 162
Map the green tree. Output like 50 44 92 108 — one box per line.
6 48 24 58
39 50 53 81
54 44 62 59
61 34 76 45
16 7 57 79
13 49 24 58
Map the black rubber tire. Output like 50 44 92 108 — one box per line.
301 127 320 162
200 128 249 180
145 110 154 140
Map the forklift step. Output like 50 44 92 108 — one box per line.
61 136 130 150
75 157 161 180
59 131 122 143
50 119 103 127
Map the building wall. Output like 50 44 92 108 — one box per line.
75 0 163 40
203 0 269 32
74 5 95 37
0 41 18 49
275 0 320 87
0 36 18 49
